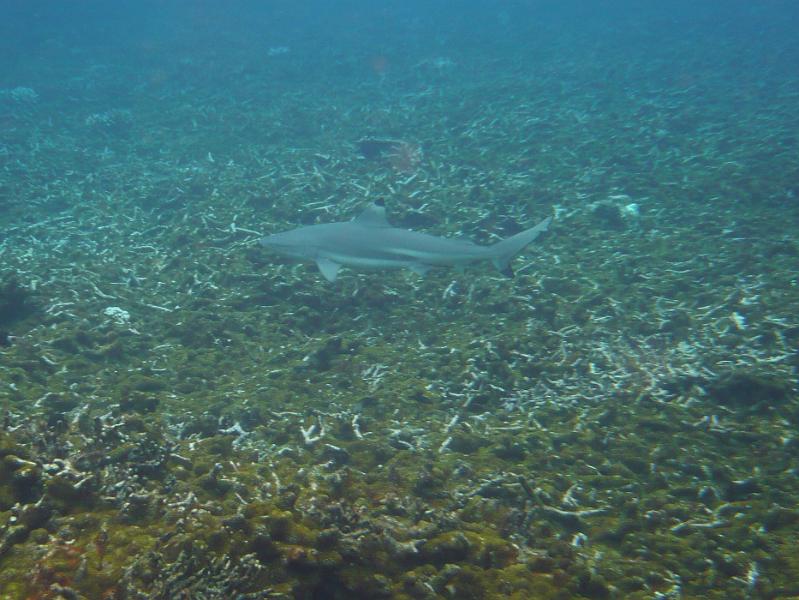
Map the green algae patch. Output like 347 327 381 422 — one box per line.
420 530 518 569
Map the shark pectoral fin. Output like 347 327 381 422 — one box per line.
408 263 432 277
492 260 515 278
316 258 342 282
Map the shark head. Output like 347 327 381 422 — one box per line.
260 229 318 260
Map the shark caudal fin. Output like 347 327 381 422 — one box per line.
490 216 552 277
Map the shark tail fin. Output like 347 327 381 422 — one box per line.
490 216 552 277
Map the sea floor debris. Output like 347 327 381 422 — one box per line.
1 4 799 599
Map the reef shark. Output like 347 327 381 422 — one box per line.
260 201 551 282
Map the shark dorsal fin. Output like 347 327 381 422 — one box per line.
353 202 391 228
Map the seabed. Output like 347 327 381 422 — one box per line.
1 7 798 599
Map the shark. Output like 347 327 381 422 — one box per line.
260 200 551 282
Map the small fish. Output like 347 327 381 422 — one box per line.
260 200 551 283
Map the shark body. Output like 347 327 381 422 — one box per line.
260 201 551 282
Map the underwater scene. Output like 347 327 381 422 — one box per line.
1 1 798 598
